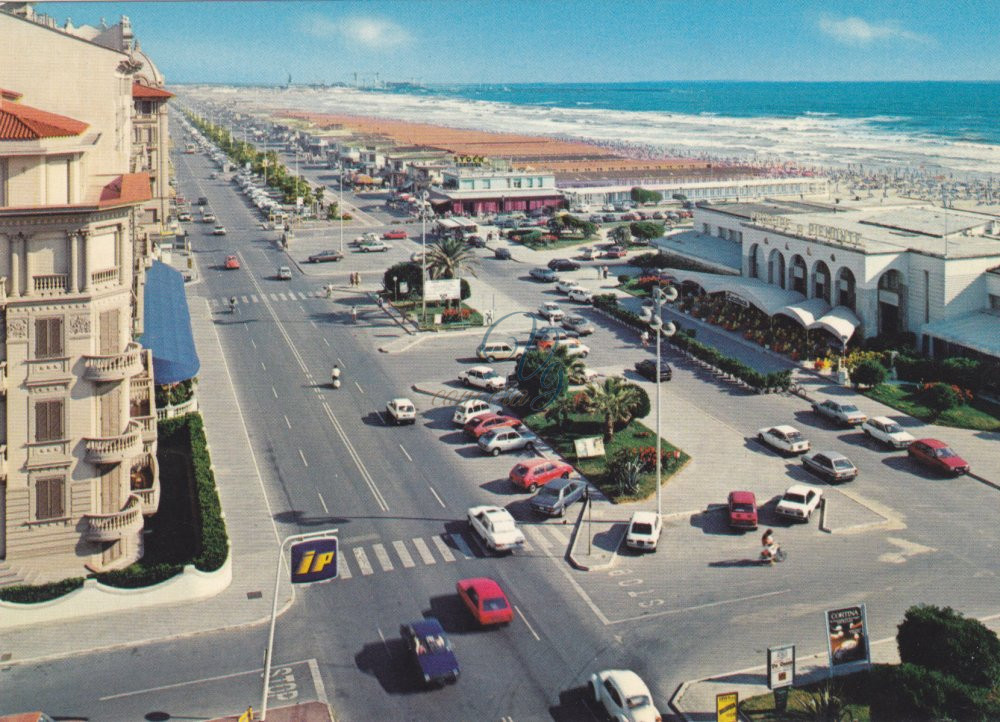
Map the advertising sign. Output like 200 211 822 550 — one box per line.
715 692 738 722
768 644 795 689
826 604 870 668
424 278 461 301
290 537 338 584
573 436 606 459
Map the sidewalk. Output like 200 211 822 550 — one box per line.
211 701 334 722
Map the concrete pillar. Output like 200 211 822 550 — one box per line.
68 231 79 292
21 236 31 296
82 230 92 291
10 235 20 297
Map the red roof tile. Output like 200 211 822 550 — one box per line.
0 88 23 101
0 101 88 140
99 173 152 208
132 82 174 100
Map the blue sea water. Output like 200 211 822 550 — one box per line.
397 81 1000 147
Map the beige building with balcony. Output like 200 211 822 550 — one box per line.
0 9 164 581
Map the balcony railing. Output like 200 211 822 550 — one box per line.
134 414 156 439
84 420 143 465
83 342 144 382
82 494 144 543
32 274 67 294
131 454 159 515
91 267 120 286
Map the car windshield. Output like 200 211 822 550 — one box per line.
536 487 560 500
513 465 528 475
631 523 654 535
841 404 860 413
732 503 754 513
417 633 449 654
786 431 804 442
626 694 651 709
885 423 904 434
783 493 806 504
482 597 509 612
833 459 854 469
936 448 957 458
482 371 500 379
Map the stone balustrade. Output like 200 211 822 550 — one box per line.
82 494 143 543
84 420 143 465
83 342 144 382
32 274 68 293
90 267 119 286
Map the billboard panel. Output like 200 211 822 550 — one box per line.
826 604 870 668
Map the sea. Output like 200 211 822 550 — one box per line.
205 81 1000 178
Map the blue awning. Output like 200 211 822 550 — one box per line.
141 260 200 384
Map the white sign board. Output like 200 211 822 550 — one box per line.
423 278 461 301
574 436 605 459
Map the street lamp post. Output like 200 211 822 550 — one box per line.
648 285 678 518
421 190 430 323
338 164 345 254
393 274 399 301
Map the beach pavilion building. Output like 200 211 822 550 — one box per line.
428 166 565 216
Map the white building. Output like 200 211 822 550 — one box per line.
561 175 829 208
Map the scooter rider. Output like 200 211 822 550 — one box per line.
760 528 779 564
331 364 342 388
228 296 237 313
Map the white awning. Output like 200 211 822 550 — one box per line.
775 297 831 327
672 269 804 315
921 312 1000 357
437 218 460 229
809 306 861 343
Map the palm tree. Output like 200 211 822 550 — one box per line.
426 236 479 281
544 393 577 428
609 225 633 246
582 376 641 442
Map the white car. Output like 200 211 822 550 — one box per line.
555 338 590 357
590 669 661 722
537 302 565 322
276 266 292 280
567 287 594 303
555 279 582 294
212 225 227 235
776 484 823 521
452 399 503 426
359 240 391 252
861 416 915 449
385 398 416 425
756 425 810 455
625 511 662 552
466 505 525 552
458 365 507 391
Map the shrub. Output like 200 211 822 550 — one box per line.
629 221 666 240
941 357 982 392
0 577 84 603
896 604 1000 688
382 261 423 301
631 187 663 205
94 563 184 589
920 382 963 415
852 359 888 388
869 663 993 722
626 382 651 420
187 414 229 572
460 278 471 301
609 450 644 496
617 274 631 285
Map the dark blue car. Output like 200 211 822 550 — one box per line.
400 617 460 686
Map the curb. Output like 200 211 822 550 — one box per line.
567 497 626 572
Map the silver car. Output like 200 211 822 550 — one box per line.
562 314 595 335
812 399 868 426
478 426 539 456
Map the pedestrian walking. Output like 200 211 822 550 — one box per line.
351 305 357 323
640 330 650 347
602 265 609 280
355 271 362 288
596 266 602 280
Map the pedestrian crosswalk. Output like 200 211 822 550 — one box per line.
210 291 329 307
334 524 573 582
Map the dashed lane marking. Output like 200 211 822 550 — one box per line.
393 540 416 568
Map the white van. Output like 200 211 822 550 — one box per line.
452 399 503 426
476 341 526 362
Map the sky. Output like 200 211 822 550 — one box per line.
42 0 1000 85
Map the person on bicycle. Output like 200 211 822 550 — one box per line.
229 296 237 313
761 528 779 564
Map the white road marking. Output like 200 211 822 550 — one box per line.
354 381 364 393
321 401 389 512
377 627 390 656
377 411 387 426
393 540 415 568
307 658 329 704
427 484 446 509
879 537 934 564
240 295 249 304
322 338 330 347
523 525 552 549
399 444 413 462
100 659 316 700
299 292 308 300
269 293 280 301
449 533 475 559
515 605 541 641
372 543 394 571
278 292 289 301
317 491 328 513
608 589 792 626
271 386 278 398
298 449 308 467
412 537 436 565
261 361 267 371
337 559 352 579
284 415 291 429
310 320 317 329
249 337 257 349
337 357 345 368
432 534 456 562
250 294 259 303
353 548 374 576
542 524 570 546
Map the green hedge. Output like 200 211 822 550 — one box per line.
895 353 1000 395
187 414 229 572
869 663 994 722
0 577 84 603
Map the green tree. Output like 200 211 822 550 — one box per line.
629 221 667 241
851 359 888 388
631 187 663 205
382 262 423 301
921 383 962 417
897 604 1000 688
544 393 578 428
426 236 480 282
562 214 598 239
609 225 633 246
625 382 650 419
582 376 642 441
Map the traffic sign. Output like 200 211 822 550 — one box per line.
290 537 338 583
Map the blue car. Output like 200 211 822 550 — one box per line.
400 618 460 686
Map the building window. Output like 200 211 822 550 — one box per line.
35 399 64 442
35 317 64 358
990 294 1000 310
36 477 66 520
924 270 930 324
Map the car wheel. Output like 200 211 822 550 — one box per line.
491 448 501 457
561 471 570 479
487 355 496 363
463 378 471 387
581 352 589 358
526 441 535 451
590 678 601 702
528 483 538 492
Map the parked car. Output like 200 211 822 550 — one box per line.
634 358 672 382
579 246 598 260
467 505 525 551
555 279 582 294
465 234 486 248
625 511 662 552
537 302 565 322
458 365 507 391
727 491 758 530
602 213 617 222
529 477 588 516
477 340 526 362
477 426 539 456
555 338 590 357
197 196 209 205
452 399 503 426
756 425 810 455
776 484 823 521
177 211 193 222
494 247 511 260
802 451 859 482
567 287 594 304
812 399 868 426
861 416 915 449
562 314 595 335
383 229 408 240
456 578 513 626
589 214 604 223
464 413 522 439
529 267 558 282
907 438 970 476
276 266 292 280
400 618 459 686
510 458 573 491
385 398 417 425
212 225 227 235
590 669 661 722
308 249 344 263
359 240 391 252
548 258 581 272
605 245 627 258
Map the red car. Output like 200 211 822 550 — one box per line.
605 246 627 258
464 413 521 439
224 255 240 270
383 229 408 240
727 491 758 530
907 438 970 476
509 458 574 491
456 577 513 625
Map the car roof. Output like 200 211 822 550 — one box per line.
390 397 414 406
869 415 895 424
772 425 800 434
603 669 650 697
514 458 550 469
814 450 849 461
629 510 659 524
729 490 756 504
467 365 494 373
409 617 445 636
915 438 947 448
544 477 580 491
785 483 819 495
458 577 504 596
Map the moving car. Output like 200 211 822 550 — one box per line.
494 247 511 260
467 505 525 551
477 340 525 362
308 249 344 263
548 258 580 272
477 426 539 456
634 358 672 382
383 229 409 240
177 211 193 222
464 413 521 439
458 365 507 391
537 302 565 322
223 255 240 270
529 477 588 516
811 399 868 426
756 425 810 455
212 225 227 235
861 416 915 449
197 196 209 205
776 484 823 521
456 578 513 626
400 618 459 686
276 266 292 280
359 239 391 252
554 338 589 357
625 511 662 552
555 279 582 294
202 212 217 223
529 267 558 282
727 491 758 530
452 399 503 426
907 438 970 476
605 245 627 258
385 398 417 425
509 458 573 491
590 669 661 722
579 246 598 260
567 287 594 303
802 451 859 482
562 314 595 335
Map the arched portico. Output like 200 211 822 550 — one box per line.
835 267 856 312
789 254 807 295
811 260 831 304
768 249 786 289
877 268 907 335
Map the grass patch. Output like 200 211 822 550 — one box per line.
864 383 1000 432
522 410 688 503
618 278 650 298
741 671 875 721
520 235 593 252
394 300 484 331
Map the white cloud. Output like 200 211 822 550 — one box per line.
299 13 410 48
818 15 935 46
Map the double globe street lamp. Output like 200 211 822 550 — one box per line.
648 284 678 518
